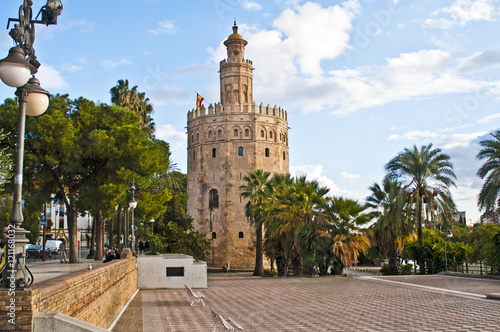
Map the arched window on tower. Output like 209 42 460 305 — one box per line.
265 148 270 157
196 133 199 141
209 189 219 208
212 148 217 158
208 131 213 139
192 151 196 160
212 232 217 239
245 129 249 137
283 151 286 160
218 130 223 138
239 232 244 239
270 131 273 139
234 129 238 137
260 130 265 138
238 147 243 156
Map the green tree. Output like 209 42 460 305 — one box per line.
385 143 457 272
404 229 471 274
146 172 211 261
367 178 414 275
469 223 500 274
263 173 294 276
327 197 370 274
240 169 272 276
110 79 155 135
272 176 329 275
477 130 500 212
0 128 12 193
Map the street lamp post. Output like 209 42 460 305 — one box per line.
150 219 155 235
0 0 62 289
128 182 137 253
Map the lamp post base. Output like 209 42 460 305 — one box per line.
1 225 33 289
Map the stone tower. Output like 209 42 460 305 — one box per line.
187 23 289 269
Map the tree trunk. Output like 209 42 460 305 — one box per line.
117 207 122 251
124 207 129 249
66 194 78 264
388 247 402 275
292 254 303 276
276 256 287 277
95 211 104 261
109 212 115 249
417 194 424 274
331 262 344 275
253 223 264 276
87 218 95 259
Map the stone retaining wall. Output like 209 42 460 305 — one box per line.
0 256 137 331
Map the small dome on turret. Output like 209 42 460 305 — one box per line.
227 21 244 40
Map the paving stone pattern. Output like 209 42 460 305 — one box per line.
129 273 500 332
377 275 500 295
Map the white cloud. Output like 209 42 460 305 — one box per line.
40 19 95 39
289 164 369 201
442 131 488 149
291 165 340 194
477 112 500 123
341 171 360 181
325 49 490 115
456 48 500 73
36 64 68 89
148 20 177 35
424 0 498 29
273 1 360 76
155 124 186 152
207 2 499 116
61 63 83 73
242 1 262 10
148 84 191 107
100 58 132 70
386 128 487 150
0 34 12 47
388 129 440 141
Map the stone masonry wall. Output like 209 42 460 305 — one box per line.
0 257 137 331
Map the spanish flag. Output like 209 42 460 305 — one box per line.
196 93 204 109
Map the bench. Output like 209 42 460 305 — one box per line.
184 284 205 306
210 307 244 331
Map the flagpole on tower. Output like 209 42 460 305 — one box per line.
195 91 206 109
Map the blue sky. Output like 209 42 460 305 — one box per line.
1 0 500 223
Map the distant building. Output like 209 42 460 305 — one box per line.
453 211 466 226
40 199 93 245
186 23 290 269
480 210 499 225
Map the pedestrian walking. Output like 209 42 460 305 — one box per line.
59 239 68 263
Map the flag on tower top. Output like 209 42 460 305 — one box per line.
196 93 204 109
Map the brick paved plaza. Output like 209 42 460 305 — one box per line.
112 272 500 332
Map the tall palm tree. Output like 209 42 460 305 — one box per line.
240 169 272 276
274 176 329 275
385 144 456 246
110 79 155 135
367 177 414 274
477 130 500 212
263 173 294 276
327 197 370 272
386 143 456 273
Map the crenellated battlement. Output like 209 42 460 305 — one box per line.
187 102 288 123
220 59 253 66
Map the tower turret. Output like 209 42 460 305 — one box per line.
220 22 253 107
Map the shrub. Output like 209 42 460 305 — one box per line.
262 269 277 277
401 264 412 275
380 264 390 275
